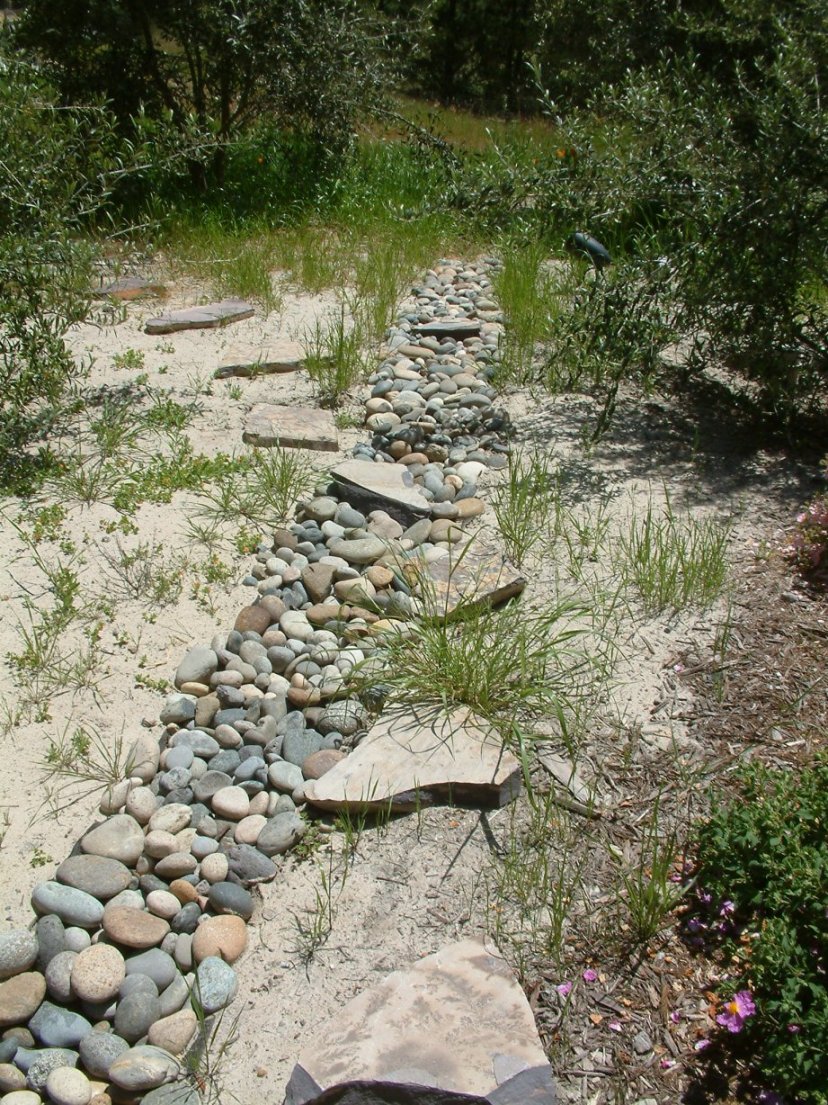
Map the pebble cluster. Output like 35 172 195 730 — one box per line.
0 260 513 1105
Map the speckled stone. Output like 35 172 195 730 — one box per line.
70 944 125 1003
0 972 46 1028
191 916 247 965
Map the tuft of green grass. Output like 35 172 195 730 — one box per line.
491 449 557 566
303 306 367 408
617 493 731 614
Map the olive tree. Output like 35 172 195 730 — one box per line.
14 0 389 190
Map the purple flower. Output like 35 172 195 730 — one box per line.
670 1010 682 1024
787 1023 801 1034
582 968 597 982
719 900 735 917
687 918 706 933
716 990 756 1033
556 981 572 997
758 1092 785 1105
694 1038 710 1051
608 1020 622 1032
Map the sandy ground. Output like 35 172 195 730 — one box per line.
0 266 820 1104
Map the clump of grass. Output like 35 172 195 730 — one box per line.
491 449 557 566
303 306 367 407
615 796 685 944
35 723 136 821
617 493 731 614
99 538 188 605
193 446 319 531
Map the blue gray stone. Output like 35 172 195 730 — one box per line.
28 1001 92 1049
194 957 238 1014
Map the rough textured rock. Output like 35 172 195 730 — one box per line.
0 972 46 1027
0 929 38 980
419 542 525 617
55 856 132 901
304 707 521 813
243 404 338 451
144 299 254 335
290 939 552 1097
216 340 304 378
331 460 433 524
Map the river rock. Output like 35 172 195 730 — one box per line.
193 958 237 1014
206 882 253 921
108 1045 180 1091
45 952 76 1002
55 856 131 901
29 1002 91 1049
31 884 104 930
146 1010 197 1057
80 816 144 866
79 1031 130 1080
256 813 307 857
174 647 218 689
191 916 247 965
45 1067 92 1105
114 991 162 1044
123 950 177 991
102 908 170 950
0 972 46 1028
24 1049 78 1094
34 916 66 972
0 930 38 980
70 945 125 1003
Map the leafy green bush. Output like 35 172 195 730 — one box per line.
0 51 121 487
693 759 828 1101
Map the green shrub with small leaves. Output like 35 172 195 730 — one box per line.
694 758 828 1102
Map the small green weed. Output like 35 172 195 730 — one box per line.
303 306 367 407
112 348 145 371
617 493 731 614
99 539 187 605
616 796 685 944
36 723 135 821
491 449 556 566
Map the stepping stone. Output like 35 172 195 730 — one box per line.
331 459 433 526
303 706 521 813
243 404 338 452
144 299 254 335
412 319 481 340
92 277 166 301
215 341 305 378
416 542 525 618
285 938 556 1103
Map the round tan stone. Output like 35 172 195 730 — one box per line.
70 944 125 1003
365 565 394 589
102 907 169 949
148 803 191 834
247 792 269 817
0 972 46 1028
80 815 144 866
168 879 199 905
301 749 348 780
191 916 247 965
146 1009 197 1056
46 1066 91 1105
211 786 249 820
0 1063 26 1093
145 891 181 920
123 786 156 830
454 496 486 520
234 604 272 634
2 1090 42 1104
153 851 197 880
143 830 178 859
234 814 267 845
178 681 209 697
200 853 229 884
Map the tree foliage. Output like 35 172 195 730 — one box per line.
15 0 389 188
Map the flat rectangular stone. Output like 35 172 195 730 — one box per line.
303 706 521 813
412 319 481 340
243 404 338 451
420 542 525 617
92 277 166 301
287 938 553 1100
215 341 304 378
331 459 433 526
145 299 254 335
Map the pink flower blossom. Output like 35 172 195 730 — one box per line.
670 1010 681 1024
608 1020 622 1032
716 990 756 1033
582 968 597 982
556 981 573 997
694 1038 711 1051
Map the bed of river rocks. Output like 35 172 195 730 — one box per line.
0 260 518 1105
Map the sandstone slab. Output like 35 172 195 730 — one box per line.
331 460 433 525
92 277 165 301
243 404 338 452
287 938 553 1099
145 299 254 335
416 542 525 618
303 707 521 813
412 319 481 340
215 341 304 378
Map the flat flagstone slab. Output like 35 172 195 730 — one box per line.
145 299 254 335
303 706 521 813
331 459 433 525
243 404 338 451
419 542 525 617
215 341 305 378
285 938 555 1102
92 277 166 301
412 319 481 340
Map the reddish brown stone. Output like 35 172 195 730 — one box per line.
234 604 272 634
302 750 347 780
